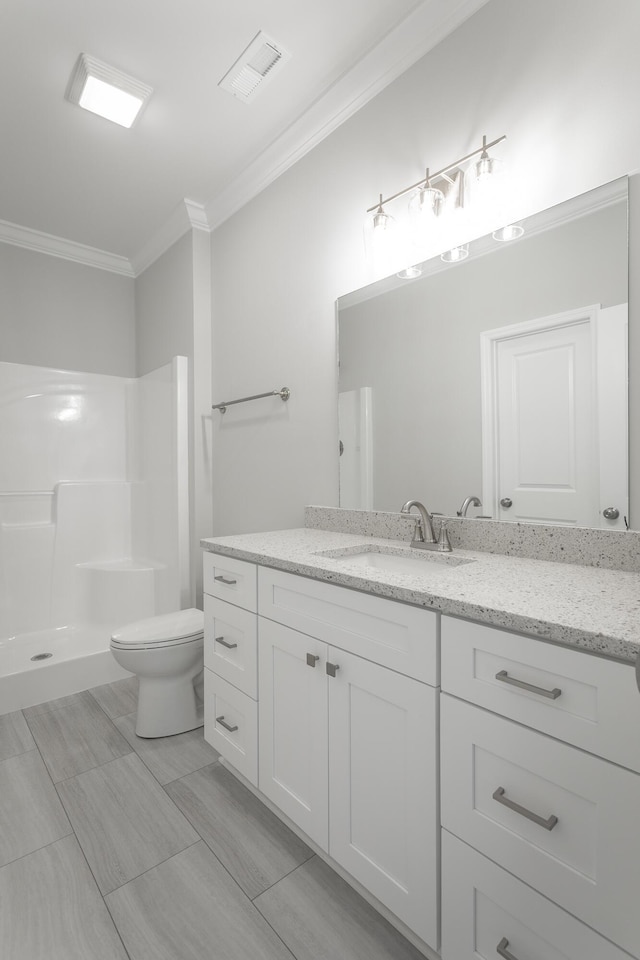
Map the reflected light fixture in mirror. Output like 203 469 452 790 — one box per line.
493 223 525 242
441 244 469 262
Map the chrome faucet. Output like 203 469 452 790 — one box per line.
401 500 451 552
401 499 437 544
457 495 482 517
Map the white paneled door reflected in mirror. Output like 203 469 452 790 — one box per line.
337 178 629 530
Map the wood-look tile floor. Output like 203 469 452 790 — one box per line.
1 676 426 960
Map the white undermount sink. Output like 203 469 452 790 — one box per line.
316 545 475 576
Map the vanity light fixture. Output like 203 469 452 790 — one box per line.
367 134 506 230
66 54 153 128
365 134 507 276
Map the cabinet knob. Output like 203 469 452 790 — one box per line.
326 662 340 678
306 653 320 668
500 497 513 509
603 506 620 520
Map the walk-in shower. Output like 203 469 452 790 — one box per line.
0 356 190 713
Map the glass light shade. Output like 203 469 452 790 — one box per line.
475 153 503 183
493 223 525 242
440 244 469 263
365 206 410 279
409 183 444 221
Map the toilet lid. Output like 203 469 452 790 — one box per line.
110 608 204 649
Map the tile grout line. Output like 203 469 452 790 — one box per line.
101 838 202 898
0 831 75 873
249 852 318 902
68 819 136 960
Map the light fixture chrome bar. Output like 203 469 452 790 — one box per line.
366 134 506 213
212 387 291 414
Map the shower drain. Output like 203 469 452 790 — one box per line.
31 652 53 661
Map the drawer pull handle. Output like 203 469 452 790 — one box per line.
495 670 561 700
497 938 519 960
493 786 558 831
306 653 320 668
216 715 239 733
215 636 238 649
326 662 340 678
214 575 237 585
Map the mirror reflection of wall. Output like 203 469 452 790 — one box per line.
338 179 629 526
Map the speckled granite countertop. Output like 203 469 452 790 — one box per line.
201 528 640 665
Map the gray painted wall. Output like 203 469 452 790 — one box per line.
0 244 135 376
210 0 640 536
135 231 193 377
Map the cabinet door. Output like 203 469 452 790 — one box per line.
441 693 640 957
258 617 329 849
328 648 439 950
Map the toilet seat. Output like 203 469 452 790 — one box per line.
110 608 204 651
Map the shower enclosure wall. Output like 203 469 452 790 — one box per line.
0 356 190 714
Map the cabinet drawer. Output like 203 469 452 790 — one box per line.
203 669 257 786
203 552 257 611
441 694 640 956
258 566 438 684
204 596 257 698
441 615 640 772
441 831 632 960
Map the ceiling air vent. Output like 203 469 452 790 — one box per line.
218 31 291 103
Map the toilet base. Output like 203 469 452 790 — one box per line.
135 674 204 739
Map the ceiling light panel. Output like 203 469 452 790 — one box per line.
218 31 291 103
66 54 152 128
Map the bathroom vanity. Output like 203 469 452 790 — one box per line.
201 514 640 960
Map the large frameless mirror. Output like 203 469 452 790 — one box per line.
337 177 629 529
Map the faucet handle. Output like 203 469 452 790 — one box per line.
437 521 453 553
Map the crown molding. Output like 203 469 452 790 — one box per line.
131 199 210 276
0 218 135 276
0 1 487 276
204 0 491 230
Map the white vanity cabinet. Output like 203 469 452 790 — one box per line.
203 551 440 952
202 553 259 784
258 567 439 950
440 615 640 960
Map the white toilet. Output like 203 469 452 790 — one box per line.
110 608 205 738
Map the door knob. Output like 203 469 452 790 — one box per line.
602 506 620 520
500 497 513 508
